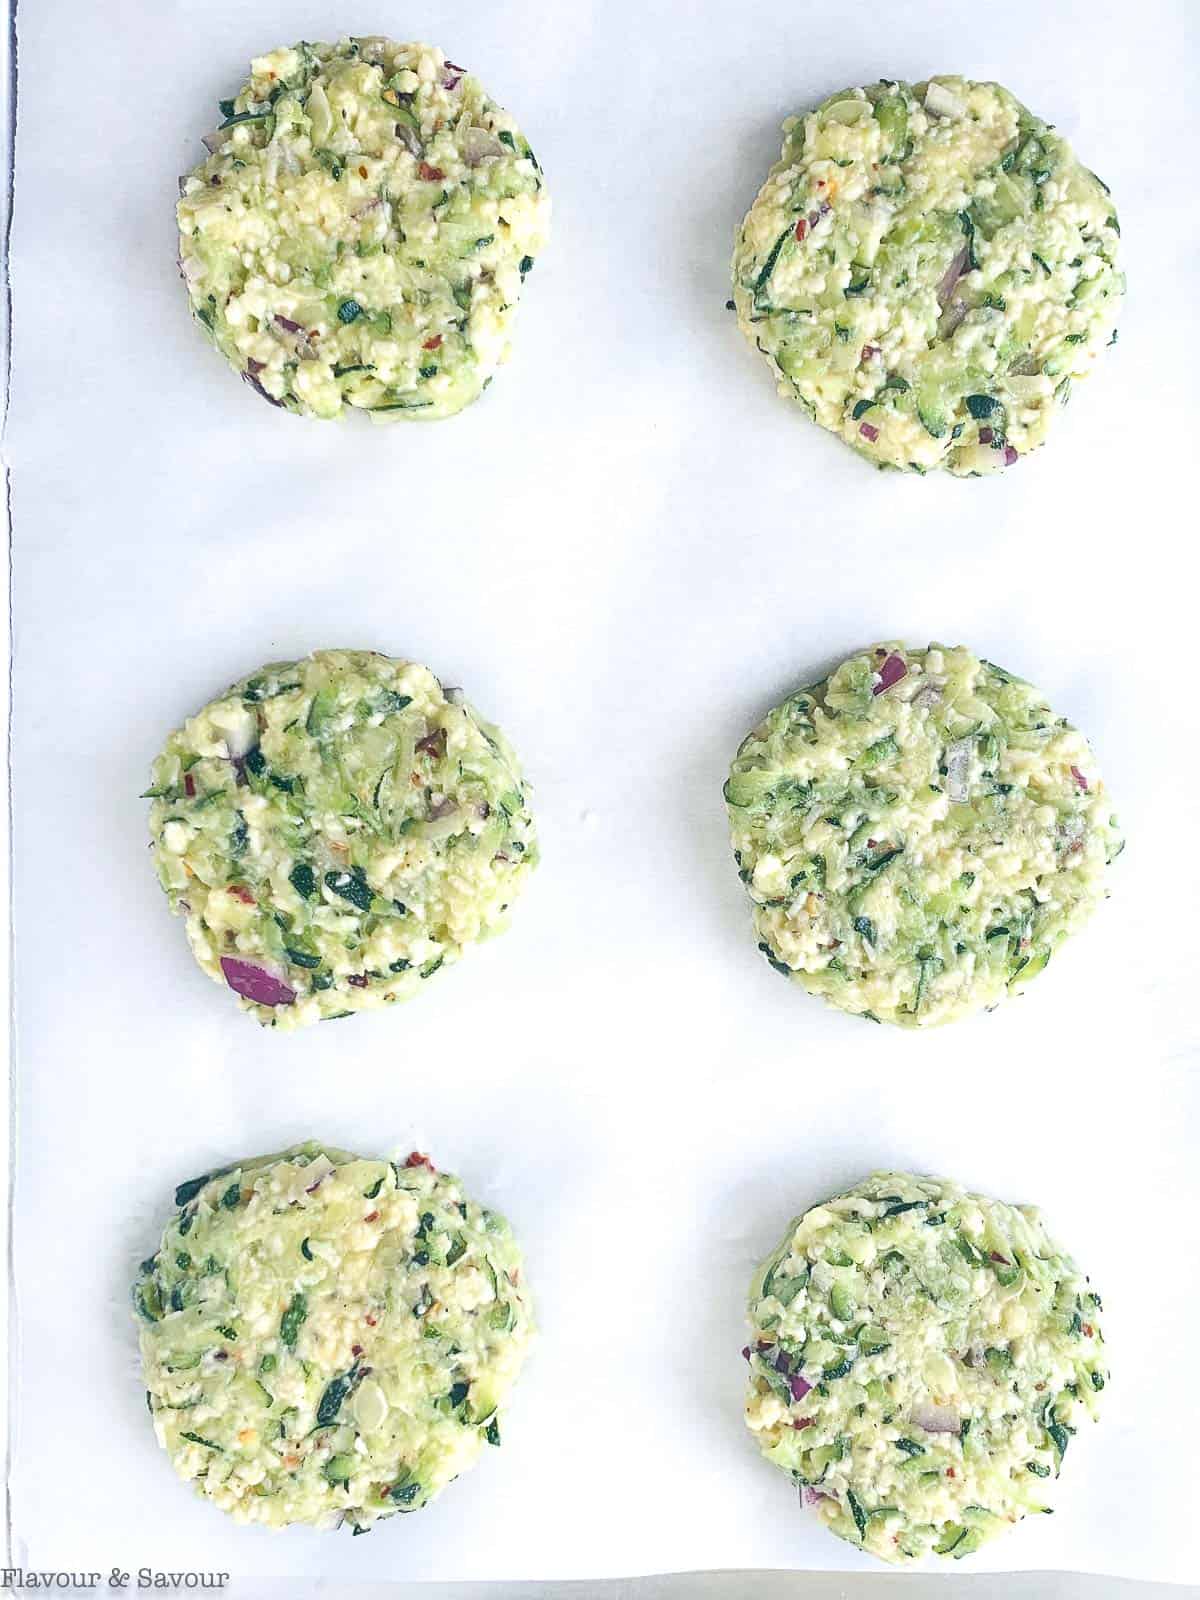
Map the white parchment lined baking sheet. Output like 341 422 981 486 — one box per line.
7 0 1199 1585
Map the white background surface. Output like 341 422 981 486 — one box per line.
7 0 1200 1589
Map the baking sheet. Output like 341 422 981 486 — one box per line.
7 0 1200 1585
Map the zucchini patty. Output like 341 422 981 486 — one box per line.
178 38 549 420
135 1144 533 1531
146 650 537 1028
746 1172 1105 1563
731 77 1122 474
726 643 1121 1026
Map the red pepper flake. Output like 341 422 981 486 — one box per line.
794 217 808 242
418 162 445 183
348 973 368 988
405 1151 435 1171
351 1344 364 1357
365 1314 377 1326
228 884 256 905
423 335 443 350
363 1210 380 1224
1070 765 1089 791
184 772 196 797
946 1467 956 1478
1083 1324 1094 1337
358 165 368 179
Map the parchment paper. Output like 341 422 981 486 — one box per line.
7 0 1199 1585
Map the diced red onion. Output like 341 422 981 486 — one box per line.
348 973 368 988
791 1417 814 1430
910 1400 959 1434
789 1374 812 1401
1004 445 1019 466
1070 765 1089 791
978 426 994 445
246 357 265 376
220 956 295 1007
861 345 881 361
936 246 970 309
741 1346 751 1361
271 315 319 361
184 772 196 797
940 297 968 338
859 421 880 443
428 797 459 821
990 1251 1009 1264
803 1487 832 1507
222 719 257 760
404 1151 435 1170
873 653 907 695
242 370 282 407
462 127 505 165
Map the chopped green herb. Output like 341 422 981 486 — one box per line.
280 1292 307 1350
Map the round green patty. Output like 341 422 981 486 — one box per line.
147 650 537 1028
726 643 1121 1026
178 38 549 419
135 1143 533 1531
746 1172 1105 1564
731 77 1122 474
